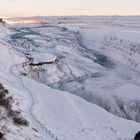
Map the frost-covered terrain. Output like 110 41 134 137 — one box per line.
0 16 140 139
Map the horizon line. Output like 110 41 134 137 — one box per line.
1 14 140 18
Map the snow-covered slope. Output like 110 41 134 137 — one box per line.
0 25 42 140
22 77 140 140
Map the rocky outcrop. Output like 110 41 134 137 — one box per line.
135 131 140 140
0 18 5 24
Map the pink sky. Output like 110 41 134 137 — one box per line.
0 0 140 16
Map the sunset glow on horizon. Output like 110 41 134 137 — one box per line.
0 0 140 17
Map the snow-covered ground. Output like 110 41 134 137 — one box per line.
0 16 140 139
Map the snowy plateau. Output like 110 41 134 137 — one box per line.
0 16 140 140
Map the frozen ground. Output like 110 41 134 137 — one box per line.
0 16 140 139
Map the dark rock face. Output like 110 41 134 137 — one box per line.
0 132 3 138
0 18 5 24
29 61 54 66
135 131 140 140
